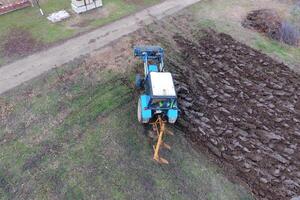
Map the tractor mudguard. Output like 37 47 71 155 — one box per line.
140 95 152 123
167 109 178 124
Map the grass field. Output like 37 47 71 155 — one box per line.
0 0 73 44
0 55 253 199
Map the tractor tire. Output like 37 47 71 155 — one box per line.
135 74 143 89
137 98 149 124
137 98 142 123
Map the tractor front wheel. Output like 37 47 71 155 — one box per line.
135 74 144 89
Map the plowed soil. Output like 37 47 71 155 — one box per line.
163 29 300 199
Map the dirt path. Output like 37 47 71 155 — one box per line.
0 0 200 95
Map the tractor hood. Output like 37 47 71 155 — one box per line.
149 72 177 97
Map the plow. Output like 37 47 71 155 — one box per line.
150 116 175 164
134 46 179 164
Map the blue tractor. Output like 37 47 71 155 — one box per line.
134 46 179 124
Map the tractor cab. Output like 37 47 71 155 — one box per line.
145 72 178 123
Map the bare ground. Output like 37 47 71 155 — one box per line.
1 28 44 57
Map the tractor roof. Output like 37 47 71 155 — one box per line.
150 72 176 97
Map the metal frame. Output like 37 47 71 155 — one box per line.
134 46 165 76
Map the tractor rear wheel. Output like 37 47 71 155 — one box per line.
138 98 150 123
137 98 142 123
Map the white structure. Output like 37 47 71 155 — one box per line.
150 72 176 97
71 0 102 14
47 10 70 23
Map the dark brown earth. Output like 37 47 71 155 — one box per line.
2 28 44 57
163 29 300 200
242 9 282 41
242 9 300 46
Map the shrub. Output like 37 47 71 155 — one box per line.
279 21 300 46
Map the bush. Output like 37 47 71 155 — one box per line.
279 21 300 46
243 9 300 46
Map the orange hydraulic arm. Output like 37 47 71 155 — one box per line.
151 116 174 164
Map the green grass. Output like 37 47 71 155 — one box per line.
0 57 4 65
90 0 161 27
253 36 300 69
0 0 161 42
90 0 137 27
0 0 73 43
0 56 253 199
0 0 160 65
254 37 291 59
197 19 217 29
